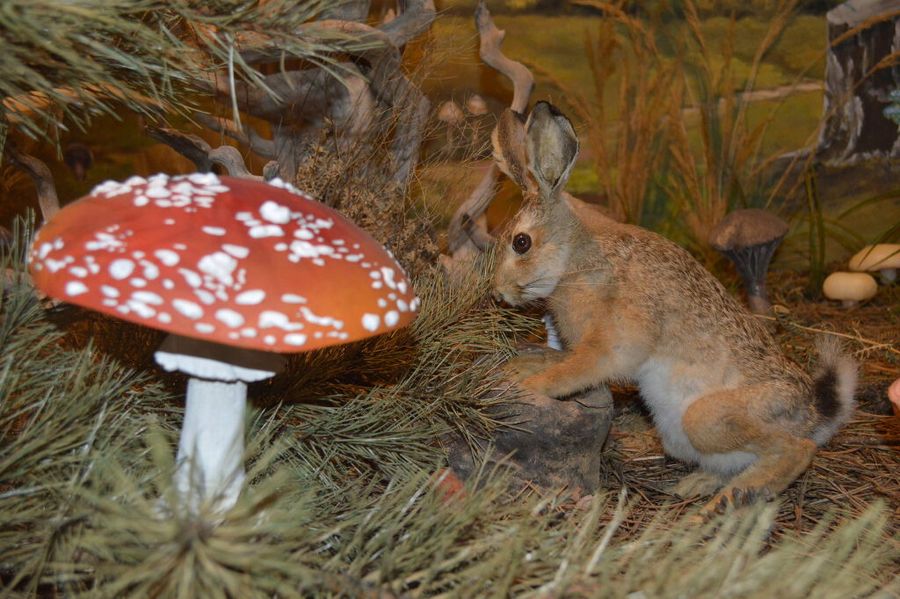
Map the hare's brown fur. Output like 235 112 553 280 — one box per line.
493 102 856 516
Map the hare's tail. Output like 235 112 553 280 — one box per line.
810 336 857 445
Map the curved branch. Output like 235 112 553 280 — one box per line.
475 1 533 114
381 0 436 48
146 126 213 171
4 145 59 221
208 146 261 180
193 113 276 158
447 0 535 257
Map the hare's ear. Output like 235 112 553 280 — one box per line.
524 101 579 197
491 109 533 192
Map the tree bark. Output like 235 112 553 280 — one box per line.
816 0 900 163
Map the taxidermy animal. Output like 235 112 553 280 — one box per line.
492 101 856 516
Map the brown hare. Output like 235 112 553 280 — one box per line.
493 102 856 516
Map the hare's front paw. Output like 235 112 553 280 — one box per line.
504 350 555 382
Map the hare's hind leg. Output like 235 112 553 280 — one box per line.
681 384 817 516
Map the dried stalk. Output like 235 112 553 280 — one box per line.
446 0 535 259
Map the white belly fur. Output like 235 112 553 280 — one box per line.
635 357 756 476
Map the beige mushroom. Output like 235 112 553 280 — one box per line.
466 94 489 116
822 271 878 307
848 243 900 283
437 100 465 126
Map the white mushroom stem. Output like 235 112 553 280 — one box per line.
155 335 284 514
175 379 247 512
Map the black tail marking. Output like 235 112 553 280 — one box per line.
814 368 839 420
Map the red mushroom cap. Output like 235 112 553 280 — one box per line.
29 173 419 352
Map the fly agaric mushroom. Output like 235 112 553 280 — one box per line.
29 173 419 512
822 271 878 307
848 243 900 283
709 208 789 314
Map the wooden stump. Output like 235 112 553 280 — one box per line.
816 0 900 163
445 384 613 492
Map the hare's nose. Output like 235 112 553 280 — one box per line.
491 289 504 304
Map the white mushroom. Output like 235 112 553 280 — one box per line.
848 243 900 283
822 271 878 307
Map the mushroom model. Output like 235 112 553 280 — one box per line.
848 243 900 283
822 271 878 307
709 208 789 314
28 173 419 512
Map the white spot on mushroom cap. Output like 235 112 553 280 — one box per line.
281 293 306 304
109 259 135 280
202 226 226 236
260 201 292 224
155 249 179 266
216 309 245 328
66 281 88 296
179 268 202 288
284 333 307 346
385 311 399 327
236 289 266 305
132 291 163 305
249 225 284 238
172 299 204 320
299 306 343 330
222 244 249 259
362 313 380 332
259 310 303 331
126 300 156 319
198 251 237 286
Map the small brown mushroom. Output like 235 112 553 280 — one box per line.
822 271 878 307
709 208 789 314
848 243 900 283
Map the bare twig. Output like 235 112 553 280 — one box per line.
447 164 499 253
147 125 262 180
146 126 213 171
4 144 60 221
756 313 900 357
446 0 535 258
193 113 276 158
208 146 261 180
475 1 533 114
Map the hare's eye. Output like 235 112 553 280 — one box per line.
512 232 532 255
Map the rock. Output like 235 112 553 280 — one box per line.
445 383 613 492
817 0 900 163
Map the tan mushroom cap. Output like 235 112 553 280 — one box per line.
29 173 419 353
822 271 878 303
438 100 465 125
848 244 900 272
709 208 789 250
466 94 489 116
